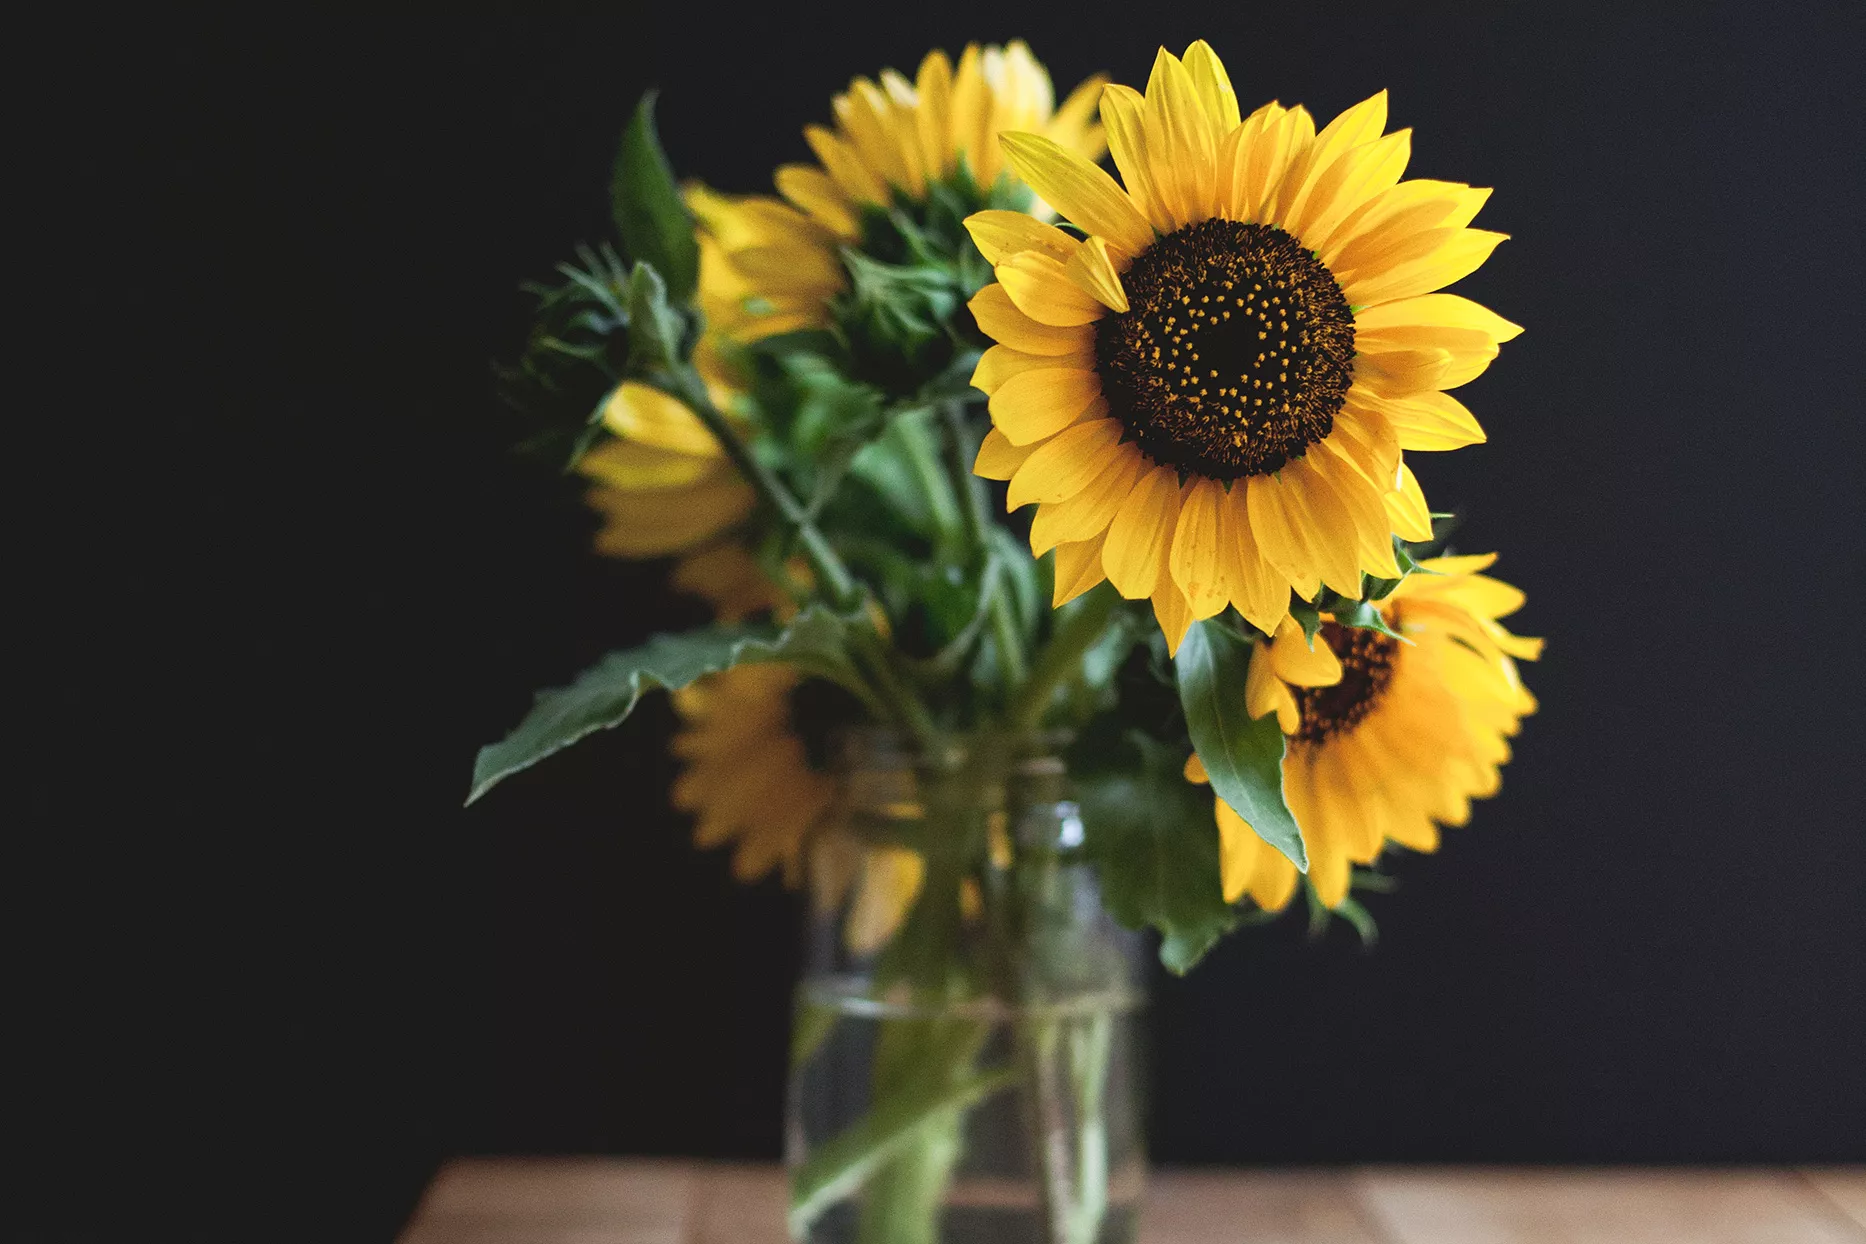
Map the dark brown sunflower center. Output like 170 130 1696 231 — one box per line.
1093 220 1355 480
1294 620 1399 746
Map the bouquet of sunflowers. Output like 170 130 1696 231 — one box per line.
473 36 1539 1244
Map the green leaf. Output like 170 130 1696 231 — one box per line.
624 261 683 375
788 1062 1016 1236
467 606 870 804
1076 733 1240 975
611 92 699 302
1174 620 1306 871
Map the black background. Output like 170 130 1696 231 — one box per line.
25 4 1864 1238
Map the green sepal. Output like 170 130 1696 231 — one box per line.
1075 731 1240 975
611 92 699 302
1289 598 1323 645
623 261 684 375
467 606 872 804
1174 620 1306 871
1326 596 1407 642
1364 537 1429 601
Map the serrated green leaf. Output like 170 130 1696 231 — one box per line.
611 92 699 301
468 606 870 804
1174 620 1306 871
1076 733 1239 975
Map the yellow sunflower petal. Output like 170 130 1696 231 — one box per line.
1347 387 1487 452
1100 464 1181 598
773 164 859 238
1007 417 1125 508
997 251 1109 327
602 382 722 458
1064 236 1130 313
1184 753 1209 784
974 427 1040 480
1245 473 1322 600
844 847 925 955
1151 567 1196 656
1297 129 1413 248
970 343 1097 395
1271 617 1343 687
1142 47 1217 227
913 49 955 182
1386 460 1435 541
804 124 888 205
1353 293 1523 343
1313 442 1403 577
1342 228 1509 308
969 283 1096 356
586 476 755 558
988 367 1103 445
1051 533 1109 606
1274 90 1388 226
1028 439 1146 553
965 210 1078 265
1100 83 1172 232
1216 486 1292 635
1168 477 1230 619
1212 797 1261 905
1181 40 1240 132
1245 638 1300 733
999 131 1154 255
1279 461 1364 597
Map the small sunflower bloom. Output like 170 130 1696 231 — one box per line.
968 40 1520 649
1187 554 1541 909
694 42 1108 344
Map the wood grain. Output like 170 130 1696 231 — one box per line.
397 1160 1866 1244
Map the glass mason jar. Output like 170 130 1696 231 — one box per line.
786 730 1145 1244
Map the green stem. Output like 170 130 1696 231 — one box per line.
1006 583 1120 734
664 367 863 613
941 401 1028 688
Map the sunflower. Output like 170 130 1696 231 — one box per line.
670 659 926 950
578 340 755 559
1185 553 1541 909
669 663 836 886
967 41 1519 647
692 42 1108 344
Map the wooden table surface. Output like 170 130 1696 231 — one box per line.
399 1159 1866 1243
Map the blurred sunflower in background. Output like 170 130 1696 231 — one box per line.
577 352 755 559
969 40 1518 649
693 41 1108 348
1186 553 1541 909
